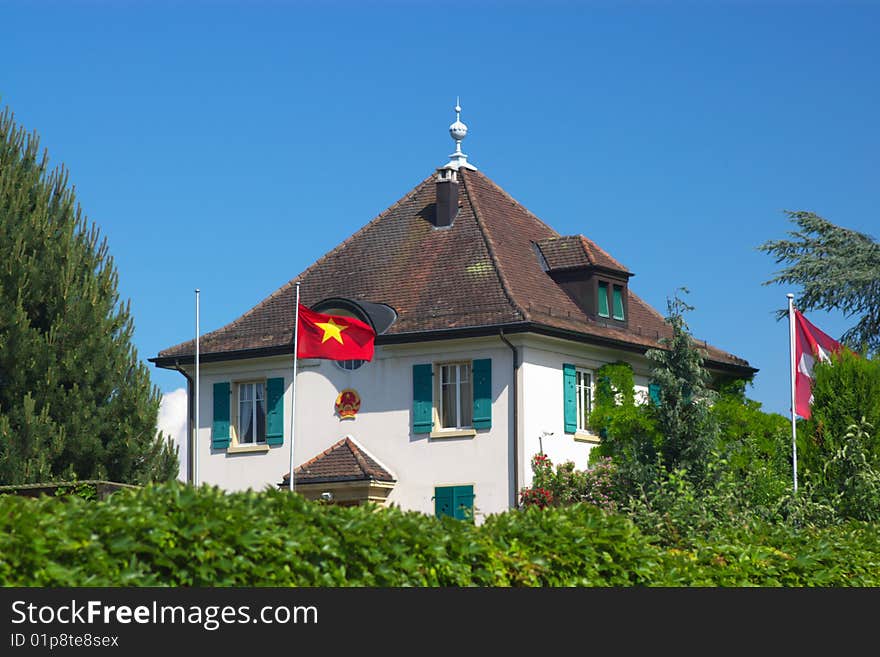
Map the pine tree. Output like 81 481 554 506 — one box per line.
0 103 178 485
759 210 880 355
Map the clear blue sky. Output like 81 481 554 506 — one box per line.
2 1 877 419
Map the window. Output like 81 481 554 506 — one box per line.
212 377 284 449
439 363 473 429
597 280 626 321
237 381 266 444
612 285 625 320
412 360 492 435
575 368 592 432
335 359 366 371
563 363 594 436
597 281 610 318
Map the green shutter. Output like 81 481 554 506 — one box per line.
563 363 577 433
413 364 433 434
612 285 625 320
472 358 492 430
598 281 609 317
212 382 231 449
266 377 284 445
434 486 454 518
648 383 661 407
453 485 475 522
434 485 474 522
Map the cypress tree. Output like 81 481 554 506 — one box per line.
645 290 718 485
0 103 178 485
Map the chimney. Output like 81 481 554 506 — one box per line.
435 167 459 228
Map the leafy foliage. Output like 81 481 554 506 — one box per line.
3 482 880 586
759 210 880 355
800 350 880 484
809 417 880 522
0 103 177 485
519 453 617 512
588 362 661 498
709 387 792 512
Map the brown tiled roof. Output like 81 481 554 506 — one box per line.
280 437 396 485
153 168 753 373
536 235 631 274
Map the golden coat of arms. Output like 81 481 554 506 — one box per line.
335 388 361 419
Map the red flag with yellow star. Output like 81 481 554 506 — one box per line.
295 304 375 361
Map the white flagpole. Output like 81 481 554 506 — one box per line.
194 288 200 488
787 293 797 494
288 281 301 492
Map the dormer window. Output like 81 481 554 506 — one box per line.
596 281 626 322
597 280 626 322
534 235 632 327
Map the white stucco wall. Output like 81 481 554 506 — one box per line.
185 338 514 522
175 332 658 519
517 334 652 491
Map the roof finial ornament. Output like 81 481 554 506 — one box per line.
445 97 477 171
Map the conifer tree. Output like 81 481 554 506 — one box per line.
645 290 718 485
759 210 880 355
0 104 178 485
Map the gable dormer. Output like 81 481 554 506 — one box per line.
534 235 633 327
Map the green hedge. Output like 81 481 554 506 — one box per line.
2 482 879 586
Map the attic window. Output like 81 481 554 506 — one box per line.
597 280 626 322
612 285 625 321
598 282 610 318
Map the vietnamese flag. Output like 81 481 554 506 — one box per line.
794 309 844 419
296 304 376 361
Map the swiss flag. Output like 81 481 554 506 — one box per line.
794 309 844 419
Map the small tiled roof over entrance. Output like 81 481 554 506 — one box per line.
153 167 754 376
279 437 396 487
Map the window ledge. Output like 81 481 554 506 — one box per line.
227 443 271 454
574 431 601 444
430 429 477 439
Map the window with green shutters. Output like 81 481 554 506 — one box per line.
648 383 661 407
213 377 284 449
563 363 593 434
434 485 474 521
413 359 492 434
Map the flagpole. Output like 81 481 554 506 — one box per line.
787 292 797 494
194 288 200 488
288 281 301 492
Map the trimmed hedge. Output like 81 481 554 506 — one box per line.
1 482 879 586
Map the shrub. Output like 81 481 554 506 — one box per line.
2 482 880 586
800 351 880 489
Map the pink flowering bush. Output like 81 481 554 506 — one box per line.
520 453 618 512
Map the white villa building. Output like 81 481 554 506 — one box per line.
151 106 754 523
